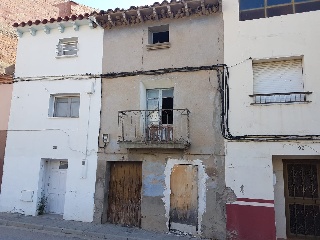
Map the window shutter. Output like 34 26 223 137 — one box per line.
253 59 303 94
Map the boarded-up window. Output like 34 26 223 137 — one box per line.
53 96 80 118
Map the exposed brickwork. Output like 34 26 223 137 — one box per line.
0 0 95 73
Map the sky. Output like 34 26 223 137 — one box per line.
75 0 158 10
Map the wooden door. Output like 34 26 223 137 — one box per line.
284 160 320 238
170 164 198 233
107 162 142 227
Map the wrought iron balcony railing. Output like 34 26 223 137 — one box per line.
249 92 312 104
118 109 190 149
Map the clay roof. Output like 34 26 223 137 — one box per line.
13 13 91 28
13 0 220 29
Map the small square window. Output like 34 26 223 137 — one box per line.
149 25 169 44
56 37 78 57
49 95 80 118
59 161 68 169
147 25 171 50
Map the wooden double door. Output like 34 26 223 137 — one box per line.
107 162 142 227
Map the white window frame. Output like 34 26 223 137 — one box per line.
250 58 311 104
49 94 80 118
56 37 78 58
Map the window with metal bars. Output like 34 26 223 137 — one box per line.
239 0 320 21
250 58 312 104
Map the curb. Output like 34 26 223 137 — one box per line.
7 221 44 230
0 216 200 240
0 219 131 240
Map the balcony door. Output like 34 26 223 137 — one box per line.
146 88 173 141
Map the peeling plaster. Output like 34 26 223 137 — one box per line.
162 158 209 235
143 161 165 197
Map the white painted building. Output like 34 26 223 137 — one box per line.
223 0 320 239
0 15 103 222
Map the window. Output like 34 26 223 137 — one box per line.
250 59 311 104
51 95 80 118
146 89 174 141
59 161 68 169
147 25 170 50
56 37 78 57
239 0 320 21
147 88 173 124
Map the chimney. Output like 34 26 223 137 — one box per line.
55 1 74 18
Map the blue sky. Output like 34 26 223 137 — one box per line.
76 0 157 10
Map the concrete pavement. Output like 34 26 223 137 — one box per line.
0 212 202 240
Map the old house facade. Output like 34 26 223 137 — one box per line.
0 0 95 73
0 14 103 221
0 67 13 193
92 0 227 238
223 0 320 239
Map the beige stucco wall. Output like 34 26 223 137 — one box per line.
96 10 225 238
99 71 223 154
102 13 223 73
0 83 12 191
0 84 12 131
96 70 226 238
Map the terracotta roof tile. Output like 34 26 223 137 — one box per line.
12 0 220 29
93 0 220 30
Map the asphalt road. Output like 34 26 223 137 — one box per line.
0 225 91 240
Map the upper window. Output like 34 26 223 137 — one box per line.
250 59 311 104
56 37 78 57
147 25 170 50
239 0 320 21
50 95 80 118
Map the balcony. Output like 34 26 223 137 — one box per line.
118 109 190 149
250 92 312 105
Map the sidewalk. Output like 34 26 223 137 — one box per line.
0 212 202 240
